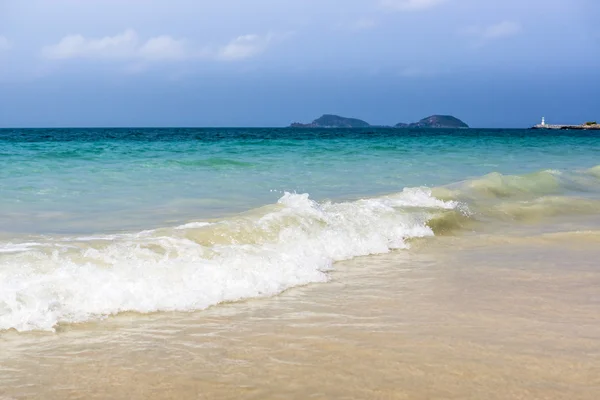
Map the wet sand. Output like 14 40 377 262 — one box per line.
1 229 599 399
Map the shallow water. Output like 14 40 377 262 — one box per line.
1 128 599 398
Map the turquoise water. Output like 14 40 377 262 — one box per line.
1 127 600 332
1 128 599 234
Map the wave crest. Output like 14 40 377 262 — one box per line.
0 189 454 332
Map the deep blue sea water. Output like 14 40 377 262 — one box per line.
1 127 599 331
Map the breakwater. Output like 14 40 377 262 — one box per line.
532 123 600 130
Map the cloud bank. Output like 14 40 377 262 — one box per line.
42 30 286 64
41 30 188 61
217 33 276 61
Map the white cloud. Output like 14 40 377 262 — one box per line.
138 36 187 61
0 36 12 51
42 29 189 61
217 32 288 61
380 0 447 11
42 30 286 64
42 29 139 60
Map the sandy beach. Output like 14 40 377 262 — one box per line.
2 220 598 399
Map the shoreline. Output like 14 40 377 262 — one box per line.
1 223 599 399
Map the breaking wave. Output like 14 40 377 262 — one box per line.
0 188 455 332
432 166 600 222
3 165 600 332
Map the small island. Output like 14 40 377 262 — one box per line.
396 115 469 129
290 114 469 129
290 114 371 128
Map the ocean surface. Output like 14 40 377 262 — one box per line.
1 128 599 399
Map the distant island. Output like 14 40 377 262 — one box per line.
290 114 371 128
290 114 469 129
395 115 469 129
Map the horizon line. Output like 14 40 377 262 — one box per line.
0 125 530 130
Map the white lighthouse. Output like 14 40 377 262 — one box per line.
541 117 546 126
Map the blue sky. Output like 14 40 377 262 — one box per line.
0 0 598 127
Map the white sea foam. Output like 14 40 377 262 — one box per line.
175 222 213 230
383 187 459 209
0 243 43 254
0 189 457 332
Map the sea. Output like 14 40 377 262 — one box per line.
1 128 599 399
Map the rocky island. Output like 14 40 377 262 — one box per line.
290 114 371 128
395 115 469 129
290 114 469 129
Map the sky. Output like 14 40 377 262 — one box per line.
0 0 598 128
